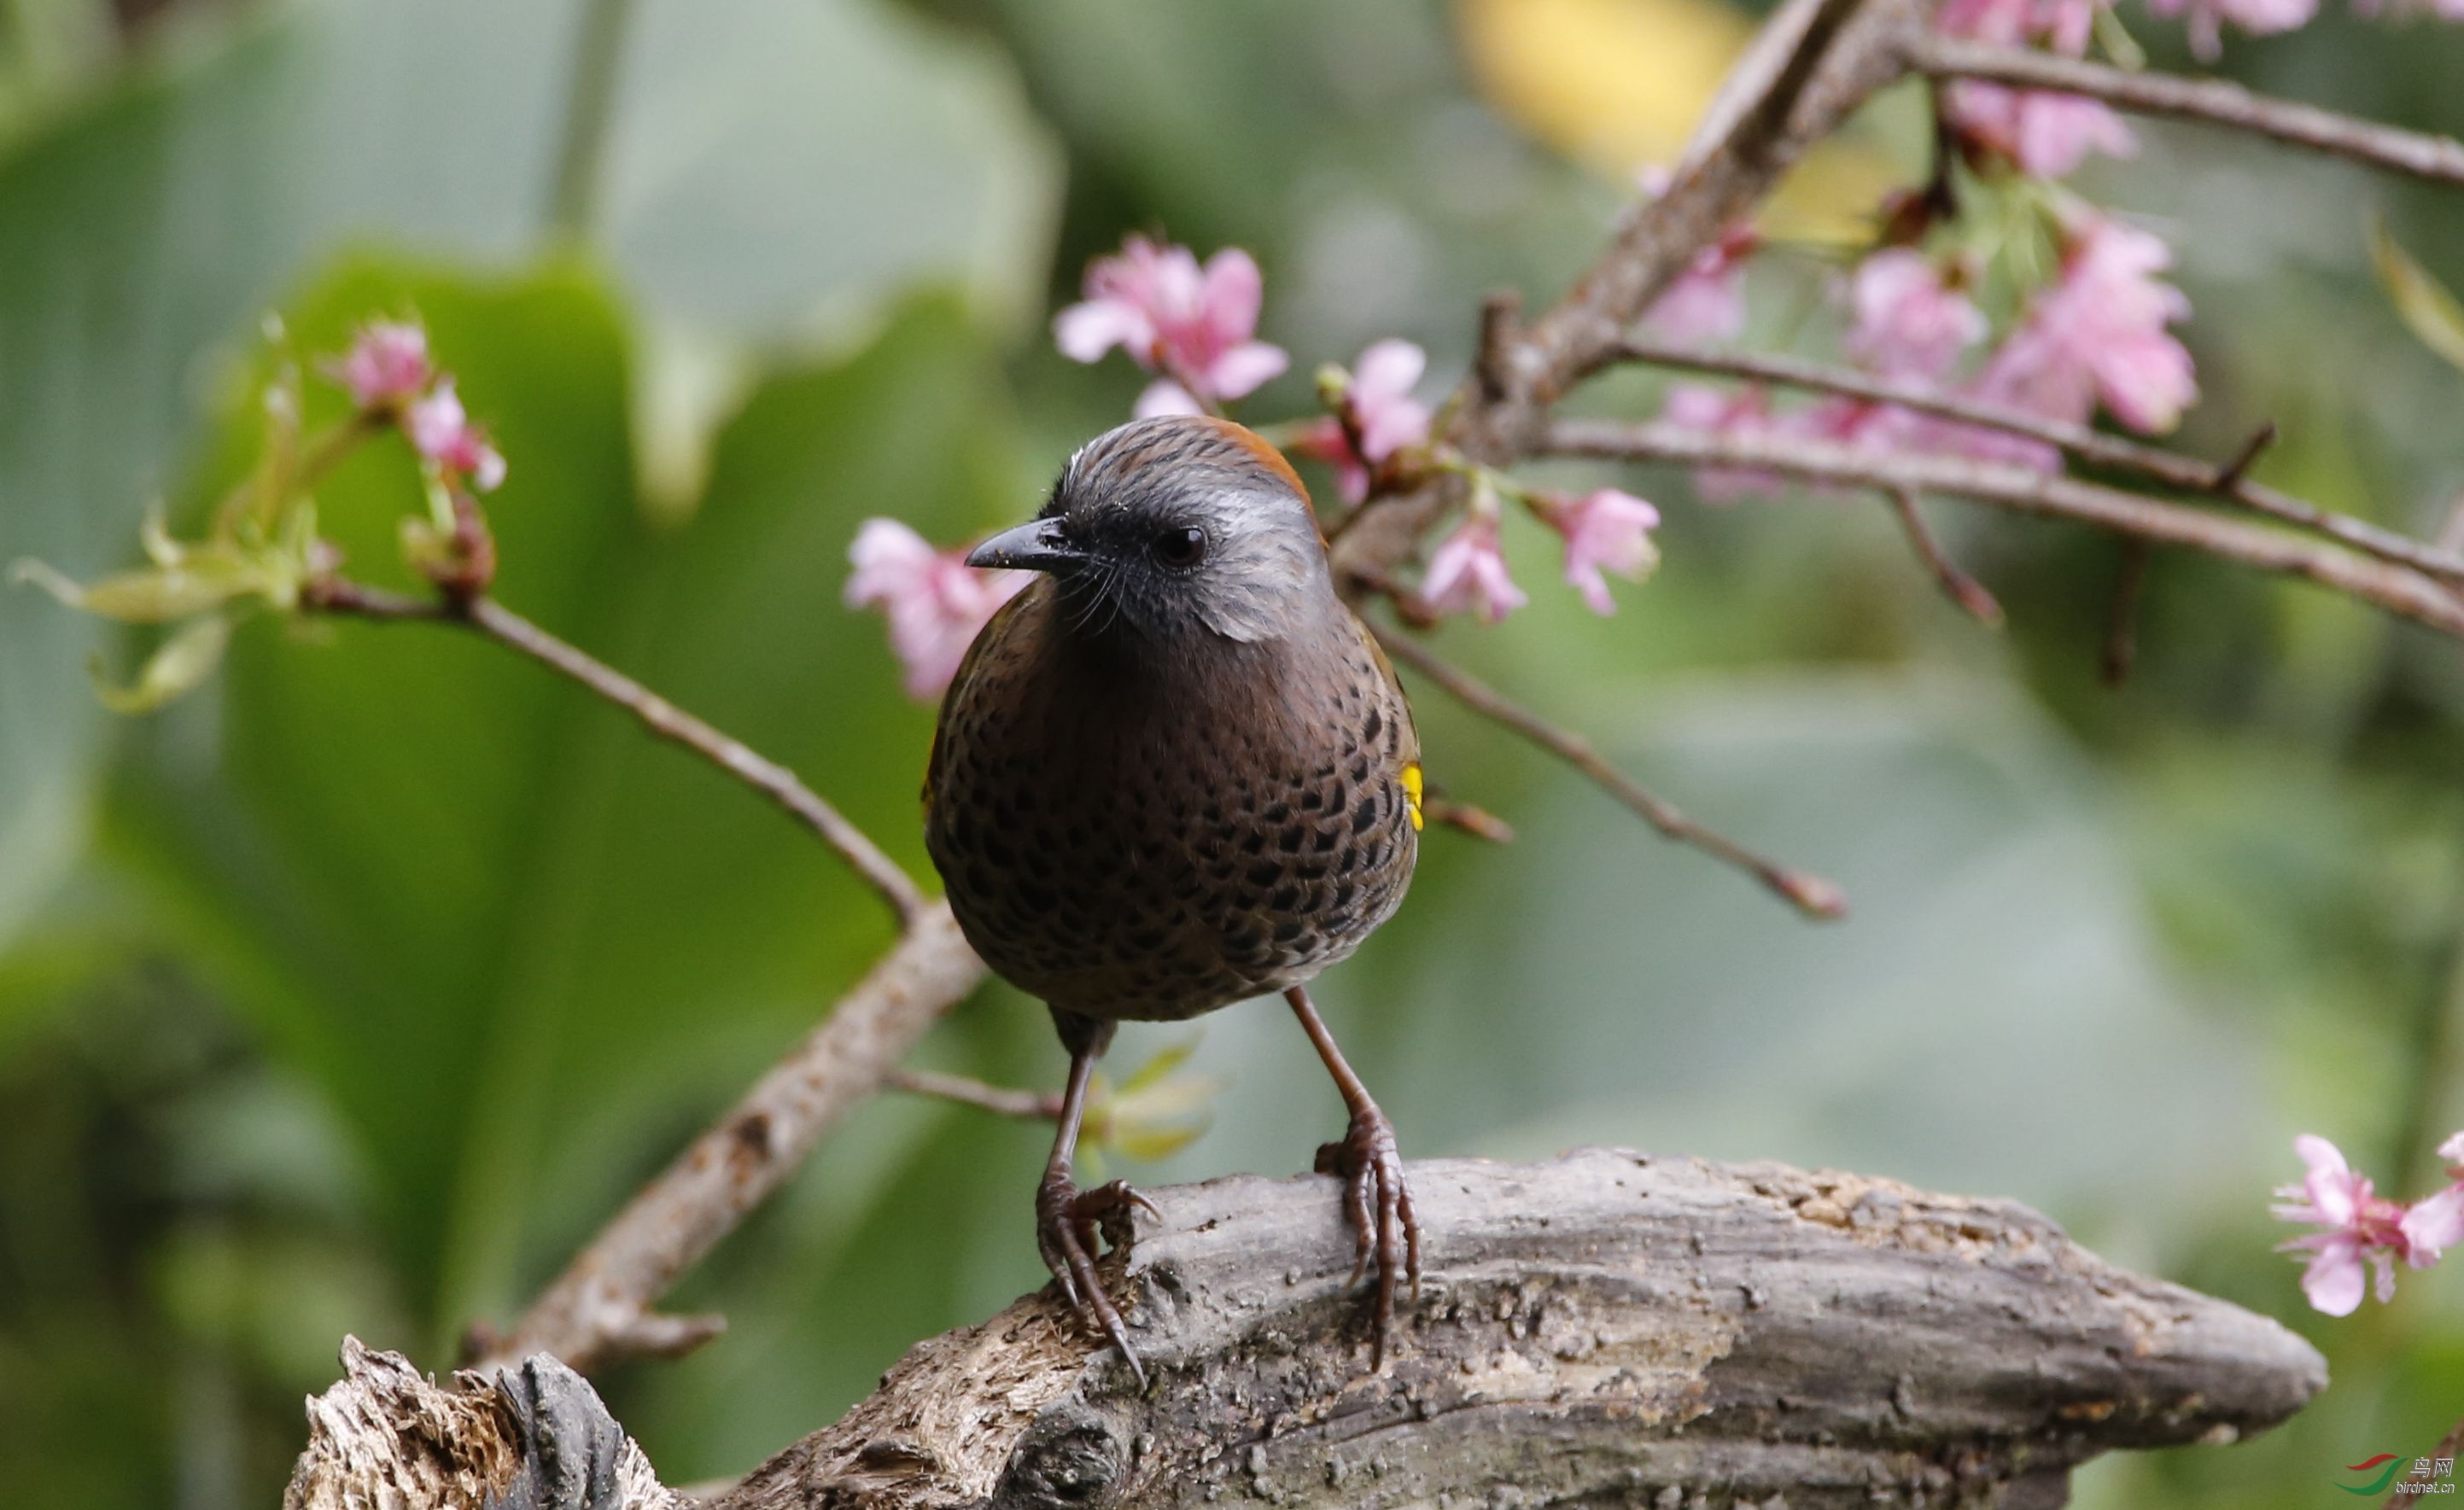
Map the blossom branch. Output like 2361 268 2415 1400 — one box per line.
289 575 977 1371
1910 38 2464 188
1612 338 2464 585
1545 418 2464 638
1368 622 1848 919
301 579 926 923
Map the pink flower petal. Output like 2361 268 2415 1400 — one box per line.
1350 339 1432 463
1556 487 1661 615
1135 380 1205 418
1201 340 1289 401
2403 1186 2464 1260
845 518 1028 701
1423 518 1527 624
1054 299 1152 364
331 320 433 410
1197 248 1264 348
2302 1237 2367 1316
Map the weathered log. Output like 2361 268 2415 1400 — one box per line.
288 1148 2324 1510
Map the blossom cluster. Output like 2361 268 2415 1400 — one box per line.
2274 1134 2464 1315
10 318 513 714
848 230 1667 698
329 320 507 493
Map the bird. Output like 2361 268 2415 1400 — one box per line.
923 413 1424 1379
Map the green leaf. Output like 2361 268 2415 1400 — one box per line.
2370 219 2464 376
91 613 232 714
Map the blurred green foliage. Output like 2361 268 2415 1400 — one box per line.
4 0 2464 1506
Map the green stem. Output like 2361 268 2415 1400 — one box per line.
545 0 638 242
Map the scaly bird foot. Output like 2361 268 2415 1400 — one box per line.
1036 1175 1159 1385
1313 1104 1421 1369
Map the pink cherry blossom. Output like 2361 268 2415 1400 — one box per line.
1294 340 1433 503
2146 0 2317 58
1975 216 2196 434
1553 488 1661 615
1643 224 1757 344
1933 0 2133 176
2271 1134 2462 1316
1661 382 1786 501
1054 236 1288 407
1844 250 1987 382
1422 516 1527 623
406 380 507 492
330 320 434 410
1942 82 2136 178
844 519 1028 701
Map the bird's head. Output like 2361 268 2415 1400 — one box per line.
967 415 1335 646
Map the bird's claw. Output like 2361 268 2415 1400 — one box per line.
1036 1175 1153 1385
1313 1104 1420 1369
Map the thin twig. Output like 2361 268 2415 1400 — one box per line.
303 578 926 922
887 1067 1061 1122
1545 418 2464 638
2102 542 2153 687
1886 486 2004 625
1368 623 1848 919
1613 339 2464 585
1911 38 2464 188
1424 797 1516 844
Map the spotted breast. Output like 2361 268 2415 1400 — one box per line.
925 579 1420 1022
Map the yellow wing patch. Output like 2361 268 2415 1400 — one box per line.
1402 762 1424 832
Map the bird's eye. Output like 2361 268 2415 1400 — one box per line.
1153 526 1207 568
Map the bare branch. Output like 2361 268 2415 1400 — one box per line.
1613 338 2464 585
303 578 927 922
294 1151 2326 1510
1369 623 1849 919
1546 418 2464 637
477 906 984 1373
1911 38 2464 187
1886 485 2004 624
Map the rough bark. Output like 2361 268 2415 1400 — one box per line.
291 1149 2325 1510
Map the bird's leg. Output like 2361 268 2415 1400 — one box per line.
1036 1009 1159 1384
1286 985 1420 1369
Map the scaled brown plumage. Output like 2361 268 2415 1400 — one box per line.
925 414 1422 1379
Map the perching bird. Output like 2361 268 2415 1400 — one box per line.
925 413 1423 1378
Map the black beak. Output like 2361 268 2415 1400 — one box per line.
966 519 1086 574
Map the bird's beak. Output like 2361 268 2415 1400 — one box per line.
966 519 1086 574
